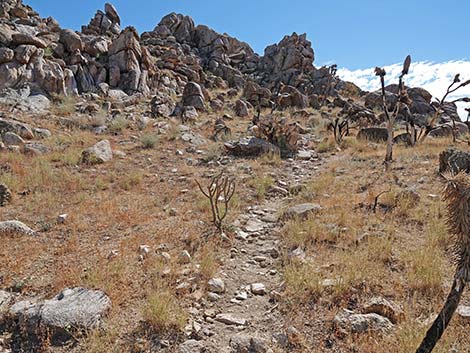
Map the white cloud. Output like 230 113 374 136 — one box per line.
337 60 470 120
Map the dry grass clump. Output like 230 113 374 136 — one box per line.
250 174 274 201
143 287 188 334
83 327 125 353
50 94 78 116
198 242 220 281
280 137 469 352
284 261 324 304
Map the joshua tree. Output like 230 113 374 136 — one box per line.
418 75 470 143
375 55 411 171
415 172 470 353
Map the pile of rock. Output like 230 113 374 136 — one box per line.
82 3 121 36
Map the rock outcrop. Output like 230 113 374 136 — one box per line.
0 0 359 114
8 288 111 344
439 148 470 174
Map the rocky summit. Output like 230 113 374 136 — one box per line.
0 1 469 353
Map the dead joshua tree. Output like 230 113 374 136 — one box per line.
320 64 338 107
196 172 236 232
212 117 231 141
418 74 470 143
328 115 352 145
375 55 411 171
416 172 470 353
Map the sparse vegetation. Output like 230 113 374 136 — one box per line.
140 133 159 149
143 287 188 334
196 171 236 231
1 3 469 352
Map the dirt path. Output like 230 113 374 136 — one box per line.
178 154 329 352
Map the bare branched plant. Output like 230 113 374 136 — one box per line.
415 172 470 353
320 64 337 107
418 75 470 143
329 116 350 145
212 117 231 141
375 55 411 171
372 186 392 213
196 172 236 231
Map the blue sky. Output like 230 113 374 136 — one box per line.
24 0 469 70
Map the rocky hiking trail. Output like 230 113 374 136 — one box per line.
179 154 328 352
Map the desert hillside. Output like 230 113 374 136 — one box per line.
0 1 469 353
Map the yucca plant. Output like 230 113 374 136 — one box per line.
416 172 470 353
375 55 411 171
418 75 470 143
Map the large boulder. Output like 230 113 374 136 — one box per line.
0 117 33 139
108 26 152 94
243 81 272 107
282 203 322 221
439 148 470 174
59 29 83 53
428 122 469 138
278 85 309 109
2 131 24 146
334 309 393 334
235 99 249 117
156 13 195 43
11 33 46 48
0 220 36 236
82 3 121 35
0 89 50 114
362 297 404 324
182 81 205 110
224 137 280 157
364 90 396 111
0 48 14 64
9 288 111 344
105 3 120 25
81 139 113 164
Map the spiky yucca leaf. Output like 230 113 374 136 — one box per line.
443 172 470 283
416 172 470 353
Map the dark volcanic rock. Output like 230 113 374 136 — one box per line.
429 122 469 138
357 127 388 143
439 148 470 174
224 137 280 157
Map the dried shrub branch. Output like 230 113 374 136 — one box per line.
418 75 470 143
196 172 236 231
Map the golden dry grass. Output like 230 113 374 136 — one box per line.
280 136 470 352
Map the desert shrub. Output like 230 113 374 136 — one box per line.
140 133 158 149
